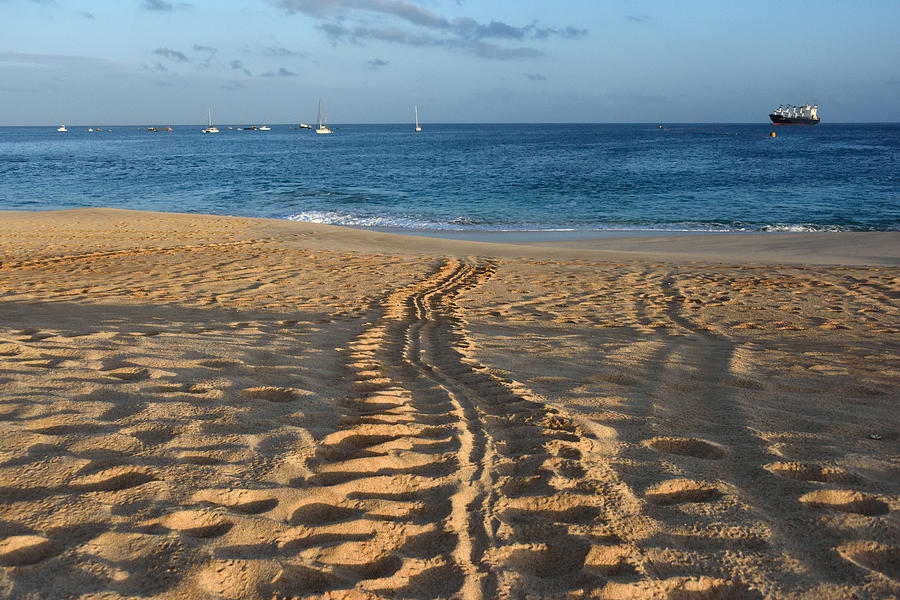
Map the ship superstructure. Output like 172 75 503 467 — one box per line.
769 104 820 125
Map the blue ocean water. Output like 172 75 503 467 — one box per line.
1 123 898 233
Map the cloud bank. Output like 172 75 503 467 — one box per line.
269 0 586 60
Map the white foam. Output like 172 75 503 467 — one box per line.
761 224 849 233
284 212 867 234
286 211 441 229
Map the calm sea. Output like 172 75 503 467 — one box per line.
1 123 898 233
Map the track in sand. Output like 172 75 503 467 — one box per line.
289 257 647 598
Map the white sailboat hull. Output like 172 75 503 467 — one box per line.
202 108 219 133
316 97 332 134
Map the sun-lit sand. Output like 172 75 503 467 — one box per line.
0 208 897 599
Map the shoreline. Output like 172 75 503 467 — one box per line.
0 207 897 599
366 226 900 266
5 207 900 267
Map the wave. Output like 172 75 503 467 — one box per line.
760 223 849 233
284 211 886 233
286 211 448 230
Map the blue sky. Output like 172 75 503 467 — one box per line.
1 0 898 124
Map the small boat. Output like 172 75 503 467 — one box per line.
259 125 271 131
57 125 67 132
202 108 219 133
298 123 312 129
415 105 421 132
315 97 332 134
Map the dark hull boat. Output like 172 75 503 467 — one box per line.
769 103 820 125
769 114 819 125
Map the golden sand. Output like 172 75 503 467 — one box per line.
0 209 897 599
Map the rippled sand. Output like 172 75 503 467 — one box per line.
0 209 897 599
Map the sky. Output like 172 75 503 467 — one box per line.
1 0 898 125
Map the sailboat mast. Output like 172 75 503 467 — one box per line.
314 97 333 134
208 107 211 128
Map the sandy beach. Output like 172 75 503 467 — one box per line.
0 208 897 599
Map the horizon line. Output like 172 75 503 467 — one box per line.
4 121 899 128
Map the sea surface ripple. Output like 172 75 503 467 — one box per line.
1 123 898 233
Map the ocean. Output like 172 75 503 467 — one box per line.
1 123 898 234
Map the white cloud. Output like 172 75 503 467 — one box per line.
270 0 586 59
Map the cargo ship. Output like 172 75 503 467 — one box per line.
769 104 819 125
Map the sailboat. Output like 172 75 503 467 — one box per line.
414 105 421 132
56 125 67 132
202 108 219 134
315 97 332 134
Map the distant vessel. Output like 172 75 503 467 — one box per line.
415 105 421 132
202 108 219 133
315 98 332 134
259 125 271 131
57 125 67 132
769 104 819 125
298 123 312 129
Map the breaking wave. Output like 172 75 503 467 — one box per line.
285 211 876 233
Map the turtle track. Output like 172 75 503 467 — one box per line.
296 258 607 598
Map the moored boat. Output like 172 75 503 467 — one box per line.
315 98 332 134
769 104 820 125
202 108 219 133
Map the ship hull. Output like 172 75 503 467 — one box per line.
769 114 820 125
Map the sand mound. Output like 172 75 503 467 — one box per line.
0 535 54 566
646 437 726 459
798 490 889 515
764 461 855 483
837 541 900 582
645 479 722 505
